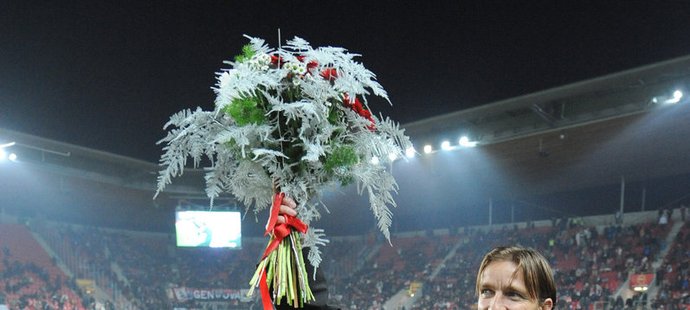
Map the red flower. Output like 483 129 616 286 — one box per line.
320 68 338 81
352 99 364 112
295 56 319 73
307 61 318 72
359 109 371 119
342 94 376 131
270 55 283 67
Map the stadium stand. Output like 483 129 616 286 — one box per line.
655 222 689 308
0 209 687 309
0 223 87 309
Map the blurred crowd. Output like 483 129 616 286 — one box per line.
0 208 687 310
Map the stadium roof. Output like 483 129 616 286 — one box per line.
401 53 690 193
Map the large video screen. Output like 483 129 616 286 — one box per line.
175 211 241 248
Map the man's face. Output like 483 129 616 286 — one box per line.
477 260 552 310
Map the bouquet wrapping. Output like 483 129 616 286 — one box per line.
155 35 411 308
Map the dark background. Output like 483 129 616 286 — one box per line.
3 1 690 162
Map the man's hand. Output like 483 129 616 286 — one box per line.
277 196 297 224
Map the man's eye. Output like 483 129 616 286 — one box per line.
480 289 494 298
506 291 525 300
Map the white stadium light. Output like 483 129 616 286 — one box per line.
441 140 452 150
459 136 469 145
0 141 18 162
654 89 684 105
388 152 398 161
459 136 478 148
405 147 416 158
371 156 380 165
667 90 683 104
423 145 432 154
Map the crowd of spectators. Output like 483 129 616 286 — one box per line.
36 225 134 309
0 224 88 310
549 221 668 309
1 209 687 310
345 217 679 310
35 222 269 310
0 260 84 310
654 222 689 308
331 233 456 309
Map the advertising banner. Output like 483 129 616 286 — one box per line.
171 287 252 303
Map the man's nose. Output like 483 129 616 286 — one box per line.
488 294 507 310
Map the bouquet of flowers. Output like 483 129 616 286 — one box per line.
155 35 411 309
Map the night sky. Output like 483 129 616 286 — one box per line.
3 1 690 162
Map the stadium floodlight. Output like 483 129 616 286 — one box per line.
371 156 380 165
388 152 398 161
441 140 452 150
653 89 684 105
0 141 18 162
667 90 683 104
459 136 478 148
423 145 433 154
405 147 416 158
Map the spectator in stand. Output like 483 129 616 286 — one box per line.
476 246 556 310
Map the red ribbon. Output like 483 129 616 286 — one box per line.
259 193 309 310
264 193 284 237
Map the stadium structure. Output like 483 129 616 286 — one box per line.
0 55 689 309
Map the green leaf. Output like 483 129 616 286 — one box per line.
234 44 256 63
223 96 266 125
327 105 341 125
324 146 358 185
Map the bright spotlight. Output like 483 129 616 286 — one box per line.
459 136 478 148
459 136 469 145
405 147 416 158
423 145 432 154
1 142 19 162
371 156 380 165
441 141 452 150
668 90 683 104
655 89 684 104
459 136 477 147
388 153 397 161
